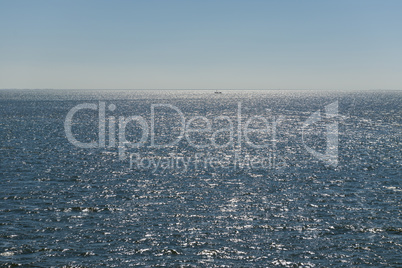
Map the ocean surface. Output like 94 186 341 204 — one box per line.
0 89 401 267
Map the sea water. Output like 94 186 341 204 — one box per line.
0 89 401 266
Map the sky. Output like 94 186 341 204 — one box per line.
0 0 401 90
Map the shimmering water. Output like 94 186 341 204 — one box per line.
0 90 401 267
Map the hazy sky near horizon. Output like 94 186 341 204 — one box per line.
1 0 401 90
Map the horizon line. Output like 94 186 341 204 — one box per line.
1 88 401 91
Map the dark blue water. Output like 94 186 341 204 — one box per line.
1 90 401 267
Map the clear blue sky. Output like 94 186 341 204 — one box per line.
1 0 401 89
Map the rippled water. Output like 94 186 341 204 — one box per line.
0 90 401 267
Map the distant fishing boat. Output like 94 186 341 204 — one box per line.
214 90 222 94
